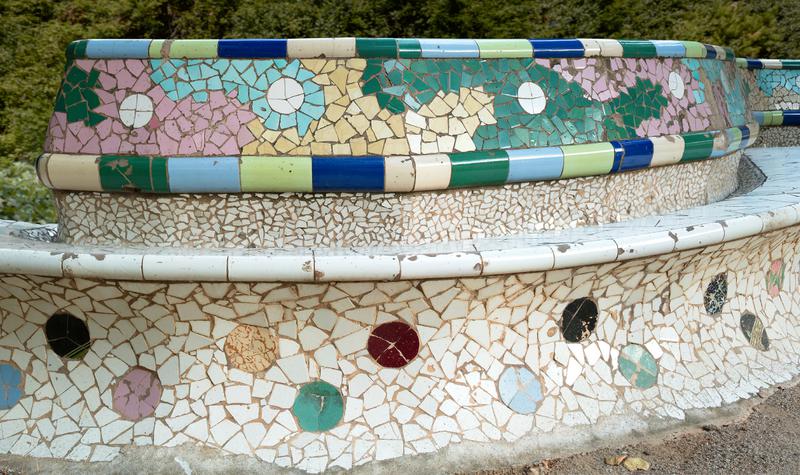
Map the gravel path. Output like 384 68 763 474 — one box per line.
467 381 800 475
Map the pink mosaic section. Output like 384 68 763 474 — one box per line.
112 367 162 421
553 58 714 137
45 59 256 156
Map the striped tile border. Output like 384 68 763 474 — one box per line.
753 110 800 126
66 38 736 60
38 124 758 194
737 58 800 70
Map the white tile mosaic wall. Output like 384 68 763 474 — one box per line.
0 222 797 472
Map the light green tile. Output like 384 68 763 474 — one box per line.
149 39 166 58
168 40 218 58
681 41 706 58
240 156 312 192
476 39 532 58
560 143 614 178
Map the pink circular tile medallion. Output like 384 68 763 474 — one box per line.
112 367 162 421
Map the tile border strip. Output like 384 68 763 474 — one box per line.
737 58 800 70
67 38 737 60
753 110 800 126
37 124 759 194
3 146 799 282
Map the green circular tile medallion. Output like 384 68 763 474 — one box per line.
618 343 658 389
292 380 344 432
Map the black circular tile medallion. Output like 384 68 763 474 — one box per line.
45 313 92 359
560 297 598 343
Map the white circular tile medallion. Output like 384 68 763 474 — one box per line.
118 94 154 128
267 77 305 114
516 82 547 114
668 71 685 99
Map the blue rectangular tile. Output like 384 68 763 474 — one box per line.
704 44 717 59
218 39 287 58
167 156 241 192
747 59 763 69
739 126 751 148
529 39 584 58
419 39 479 58
312 156 384 191
506 147 564 182
86 40 151 58
651 40 686 57
783 111 800 126
618 139 654 171
609 141 625 173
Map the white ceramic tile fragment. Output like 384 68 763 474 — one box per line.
614 232 676 261
478 247 554 274
313 253 400 281
142 255 227 281
62 253 144 280
550 239 620 268
670 222 725 251
228 253 314 282
399 251 482 279
0 249 63 277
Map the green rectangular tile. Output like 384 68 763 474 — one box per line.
781 59 800 69
99 155 166 192
560 143 614 178
397 39 421 59
240 156 312 192
149 39 166 58
356 38 397 58
681 41 706 58
151 157 169 192
476 39 532 58
619 40 657 58
681 132 715 162
448 150 509 187
168 40 217 58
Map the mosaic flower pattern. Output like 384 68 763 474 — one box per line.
0 364 22 410
112 367 162 421
46 56 753 157
150 58 324 136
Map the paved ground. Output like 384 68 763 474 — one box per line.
469 381 800 475
2 380 800 474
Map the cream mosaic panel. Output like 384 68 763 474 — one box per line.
54 153 741 249
0 223 798 472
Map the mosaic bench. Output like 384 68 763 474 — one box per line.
2 37 800 473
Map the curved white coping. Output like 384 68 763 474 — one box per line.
0 147 797 282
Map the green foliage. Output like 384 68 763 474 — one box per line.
0 0 798 222
0 162 56 224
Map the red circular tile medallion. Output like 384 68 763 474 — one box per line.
367 322 420 368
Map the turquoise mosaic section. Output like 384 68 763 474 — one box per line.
683 59 748 126
149 58 324 135
755 69 800 97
